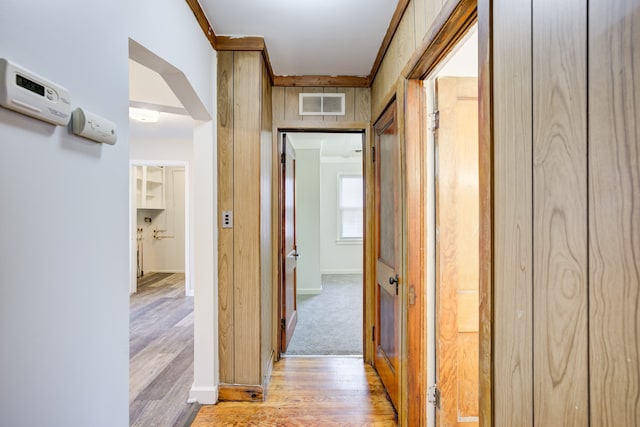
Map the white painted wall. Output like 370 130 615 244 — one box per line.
0 1 217 426
295 149 322 294
131 113 192 278
320 161 363 274
137 167 186 273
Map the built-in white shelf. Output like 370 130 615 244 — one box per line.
135 165 165 209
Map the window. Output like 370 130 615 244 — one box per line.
338 174 363 241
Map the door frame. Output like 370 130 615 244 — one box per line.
374 0 490 425
272 123 372 362
129 160 192 296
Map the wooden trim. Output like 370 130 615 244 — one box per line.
184 0 216 49
477 1 493 425
405 79 426 426
273 75 369 88
271 122 373 363
216 36 265 51
369 0 412 84
404 0 477 80
218 384 264 402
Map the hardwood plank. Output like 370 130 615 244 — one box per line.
533 0 589 424
588 0 640 424
492 0 533 425
233 51 263 385
217 51 235 384
192 358 397 426
129 274 195 427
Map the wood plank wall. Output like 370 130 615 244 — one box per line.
493 0 640 424
371 0 447 121
217 50 274 388
370 0 639 424
272 86 371 123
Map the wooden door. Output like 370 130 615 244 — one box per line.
434 77 479 427
373 101 402 410
281 134 298 352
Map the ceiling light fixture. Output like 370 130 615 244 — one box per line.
129 107 159 123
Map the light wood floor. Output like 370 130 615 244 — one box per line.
130 272 200 427
191 357 397 426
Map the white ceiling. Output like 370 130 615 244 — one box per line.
289 132 363 161
200 0 398 76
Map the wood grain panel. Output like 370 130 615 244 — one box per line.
216 51 235 384
492 0 533 424
588 0 640 424
477 0 493 424
355 88 372 122
369 0 411 84
260 60 273 385
533 0 589 424
233 51 262 385
272 86 285 122
414 0 428 45
435 77 479 427
338 87 356 122
284 87 302 122
457 333 479 424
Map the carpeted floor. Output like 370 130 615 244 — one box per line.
285 274 363 355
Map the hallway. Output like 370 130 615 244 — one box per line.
130 273 199 426
191 357 397 426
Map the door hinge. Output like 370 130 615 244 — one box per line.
429 111 440 131
372 326 375 342
371 146 376 163
281 318 286 330
428 384 441 409
280 152 286 164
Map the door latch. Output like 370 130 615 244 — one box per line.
389 274 399 295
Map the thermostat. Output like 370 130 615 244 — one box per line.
0 58 71 126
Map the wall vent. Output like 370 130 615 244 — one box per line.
299 93 345 116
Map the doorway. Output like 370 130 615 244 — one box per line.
425 24 480 427
127 38 214 425
279 131 365 357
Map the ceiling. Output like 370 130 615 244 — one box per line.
199 0 399 77
288 132 363 161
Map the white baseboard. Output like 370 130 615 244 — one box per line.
189 384 218 404
148 269 185 274
297 287 322 295
320 269 363 275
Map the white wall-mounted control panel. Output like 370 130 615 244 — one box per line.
71 108 117 145
0 58 71 126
